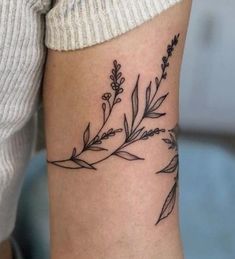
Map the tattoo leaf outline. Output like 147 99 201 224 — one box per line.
83 123 90 147
71 158 96 170
156 182 177 225
156 154 178 174
114 151 144 161
131 75 140 130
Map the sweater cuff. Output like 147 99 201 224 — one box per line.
45 0 182 51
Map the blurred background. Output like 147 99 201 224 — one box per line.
13 0 235 258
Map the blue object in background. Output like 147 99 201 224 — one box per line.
179 137 235 259
14 152 49 259
14 136 235 259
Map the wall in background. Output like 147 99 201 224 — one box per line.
180 0 235 135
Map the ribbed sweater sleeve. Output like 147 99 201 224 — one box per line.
0 0 50 242
45 0 182 50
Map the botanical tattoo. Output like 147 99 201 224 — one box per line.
48 34 180 225
156 125 179 224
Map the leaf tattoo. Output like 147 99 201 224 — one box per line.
114 151 144 161
156 124 179 224
71 158 96 170
146 112 166 119
156 182 177 225
162 125 179 151
131 75 140 130
47 34 181 226
83 123 90 147
150 94 169 113
124 114 130 140
156 155 178 174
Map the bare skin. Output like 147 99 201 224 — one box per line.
43 1 191 259
0 240 12 259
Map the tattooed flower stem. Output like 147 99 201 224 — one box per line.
126 32 180 141
93 91 117 142
85 60 125 149
147 33 180 110
48 127 165 169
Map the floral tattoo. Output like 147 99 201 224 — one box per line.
47 34 180 225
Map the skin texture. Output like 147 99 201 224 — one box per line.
0 240 12 259
43 1 191 258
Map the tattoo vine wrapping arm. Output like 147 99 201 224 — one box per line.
156 125 179 224
47 34 181 225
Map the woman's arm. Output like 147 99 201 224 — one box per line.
43 1 191 258
0 240 12 259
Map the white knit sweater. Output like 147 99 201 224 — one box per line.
0 0 181 242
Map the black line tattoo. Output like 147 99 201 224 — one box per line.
162 125 179 151
156 125 179 225
47 34 180 225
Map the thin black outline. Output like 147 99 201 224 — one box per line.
156 125 179 224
